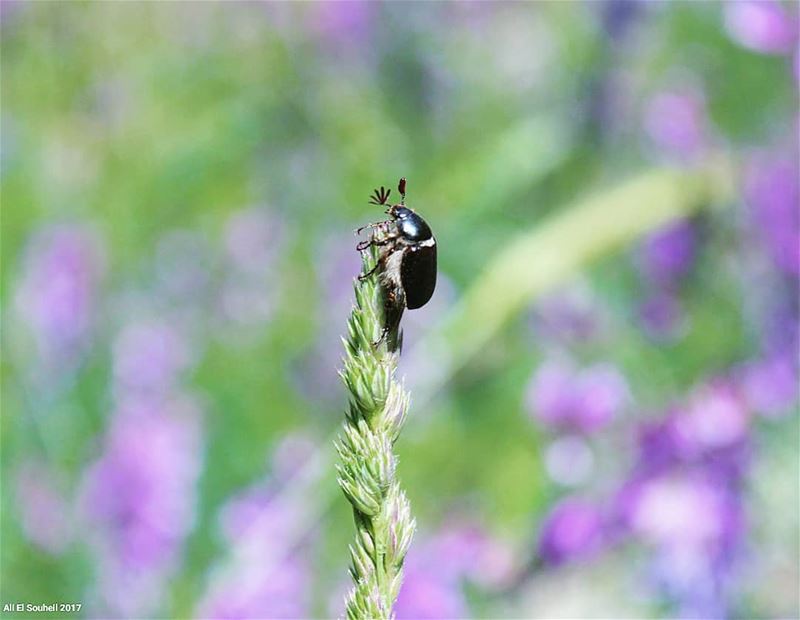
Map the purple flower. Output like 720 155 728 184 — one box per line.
737 352 798 419
395 569 468 620
675 381 750 454
620 469 745 616
644 90 709 161
14 459 73 555
394 540 468 620
760 297 800 359
724 0 798 55
633 415 685 475
537 497 605 566
14 224 105 366
620 467 745 618
624 472 739 551
196 482 312 619
112 320 193 395
636 220 697 340
599 0 640 40
196 433 318 619
80 394 203 616
198 561 309 620
426 520 514 588
637 219 698 287
745 153 800 275
526 360 630 434
634 220 697 344
198 499 310 619
612 374 752 616
649 552 731 620
394 563 469 620
394 519 512 619
632 382 751 479
308 1 374 50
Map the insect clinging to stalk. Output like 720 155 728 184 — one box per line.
356 177 438 349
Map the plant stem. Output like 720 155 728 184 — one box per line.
336 248 414 620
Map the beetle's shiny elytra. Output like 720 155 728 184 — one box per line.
356 178 438 346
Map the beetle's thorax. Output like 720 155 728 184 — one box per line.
390 205 433 242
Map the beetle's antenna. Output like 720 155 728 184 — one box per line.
398 177 407 205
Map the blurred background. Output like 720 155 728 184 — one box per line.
1 2 798 618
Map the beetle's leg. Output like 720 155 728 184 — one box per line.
356 233 398 252
374 325 390 347
356 238 373 252
355 220 391 236
371 234 399 247
358 261 381 281
357 244 393 280
374 285 405 350
374 321 401 348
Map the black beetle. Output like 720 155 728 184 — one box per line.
356 177 437 347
